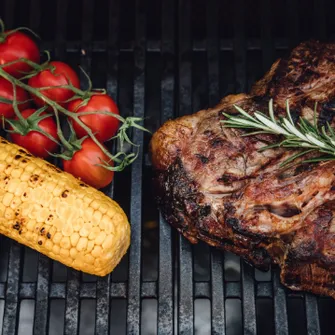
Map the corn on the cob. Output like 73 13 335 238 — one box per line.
0 136 131 276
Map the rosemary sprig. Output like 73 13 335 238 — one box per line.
221 99 335 166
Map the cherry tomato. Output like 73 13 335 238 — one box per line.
10 108 59 158
0 78 30 119
28 61 80 109
62 138 114 189
0 31 40 78
68 94 120 142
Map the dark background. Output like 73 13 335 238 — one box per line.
0 0 334 334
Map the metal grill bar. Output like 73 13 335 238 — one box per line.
26 1 52 332
29 0 41 32
241 263 256 335
288 0 300 49
178 0 194 334
80 0 94 87
313 0 326 39
260 0 275 71
2 242 21 335
126 0 146 333
55 0 68 59
94 1 120 333
2 0 16 29
158 1 176 332
0 280 289 300
273 270 289 335
206 1 225 334
305 294 320 335
64 270 80 335
233 0 247 93
33 255 51 335
36 38 296 55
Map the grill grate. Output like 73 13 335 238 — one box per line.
0 0 335 334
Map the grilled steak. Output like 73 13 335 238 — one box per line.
149 40 335 298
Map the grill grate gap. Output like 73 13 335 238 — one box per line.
49 300 65 335
18 300 34 335
126 0 147 333
141 299 158 335
225 298 242 335
110 299 127 334
79 299 96 335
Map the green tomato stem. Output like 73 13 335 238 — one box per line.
0 67 142 172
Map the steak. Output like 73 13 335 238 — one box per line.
149 40 335 298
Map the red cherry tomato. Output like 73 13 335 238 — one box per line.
10 109 59 158
28 61 80 109
62 138 114 189
0 31 40 78
0 78 30 119
68 94 120 143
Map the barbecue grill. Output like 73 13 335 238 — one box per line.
0 0 334 334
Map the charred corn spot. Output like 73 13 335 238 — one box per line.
52 184 63 197
38 236 46 246
4 165 13 175
83 207 94 222
36 208 50 223
0 137 130 276
15 181 28 197
10 196 21 209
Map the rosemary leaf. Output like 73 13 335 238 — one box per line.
221 99 335 165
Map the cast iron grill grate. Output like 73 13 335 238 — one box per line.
0 0 335 334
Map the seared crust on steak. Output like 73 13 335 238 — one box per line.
149 40 335 298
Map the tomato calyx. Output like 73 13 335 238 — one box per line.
50 121 88 161
5 107 59 146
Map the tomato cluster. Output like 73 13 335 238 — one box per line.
0 28 121 189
